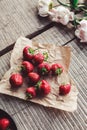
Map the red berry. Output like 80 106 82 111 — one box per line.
9 73 23 87
33 53 44 65
26 87 36 99
36 80 51 96
22 61 34 74
51 63 63 75
38 63 51 75
0 118 10 130
28 72 40 84
59 84 71 95
23 46 34 61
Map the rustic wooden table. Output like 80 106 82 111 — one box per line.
0 0 87 130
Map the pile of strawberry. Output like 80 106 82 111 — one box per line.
9 46 71 99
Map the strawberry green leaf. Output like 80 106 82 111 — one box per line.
7 127 11 130
43 52 48 61
35 81 41 90
55 68 62 75
41 68 47 75
26 93 32 99
21 65 25 71
28 48 35 54
61 82 66 85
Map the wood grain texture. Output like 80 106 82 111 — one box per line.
33 25 74 45
0 0 58 51
0 0 72 51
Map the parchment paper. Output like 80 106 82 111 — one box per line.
0 37 78 112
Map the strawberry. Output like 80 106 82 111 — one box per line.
51 63 63 75
23 46 34 61
0 118 10 130
33 53 44 65
22 61 34 74
28 72 40 84
26 87 36 99
9 73 23 88
36 80 51 96
59 84 71 95
38 63 51 76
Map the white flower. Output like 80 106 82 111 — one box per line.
75 20 87 42
38 0 53 17
49 6 74 25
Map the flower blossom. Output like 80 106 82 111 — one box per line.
38 0 53 17
48 6 74 25
75 20 87 42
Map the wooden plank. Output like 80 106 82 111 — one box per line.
0 52 11 80
33 25 74 44
0 0 58 51
65 39 87 130
0 0 72 51
0 22 54 57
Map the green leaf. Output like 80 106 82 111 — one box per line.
69 0 78 9
72 16 80 28
7 127 11 130
42 68 47 74
57 0 70 7
43 52 48 61
84 13 87 17
35 81 41 90
26 93 32 99
55 68 62 75
49 2 53 10
28 48 35 54
21 65 25 71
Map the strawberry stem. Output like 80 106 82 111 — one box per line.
7 127 11 130
42 68 47 75
26 93 32 99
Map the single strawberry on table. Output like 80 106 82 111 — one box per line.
59 84 71 95
23 46 34 61
22 61 34 74
38 62 51 76
33 53 44 65
9 73 23 88
0 118 10 130
51 63 63 75
26 87 36 99
36 80 51 96
28 72 40 84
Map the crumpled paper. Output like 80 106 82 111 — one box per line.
0 37 78 112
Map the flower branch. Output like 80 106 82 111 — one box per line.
37 0 87 43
